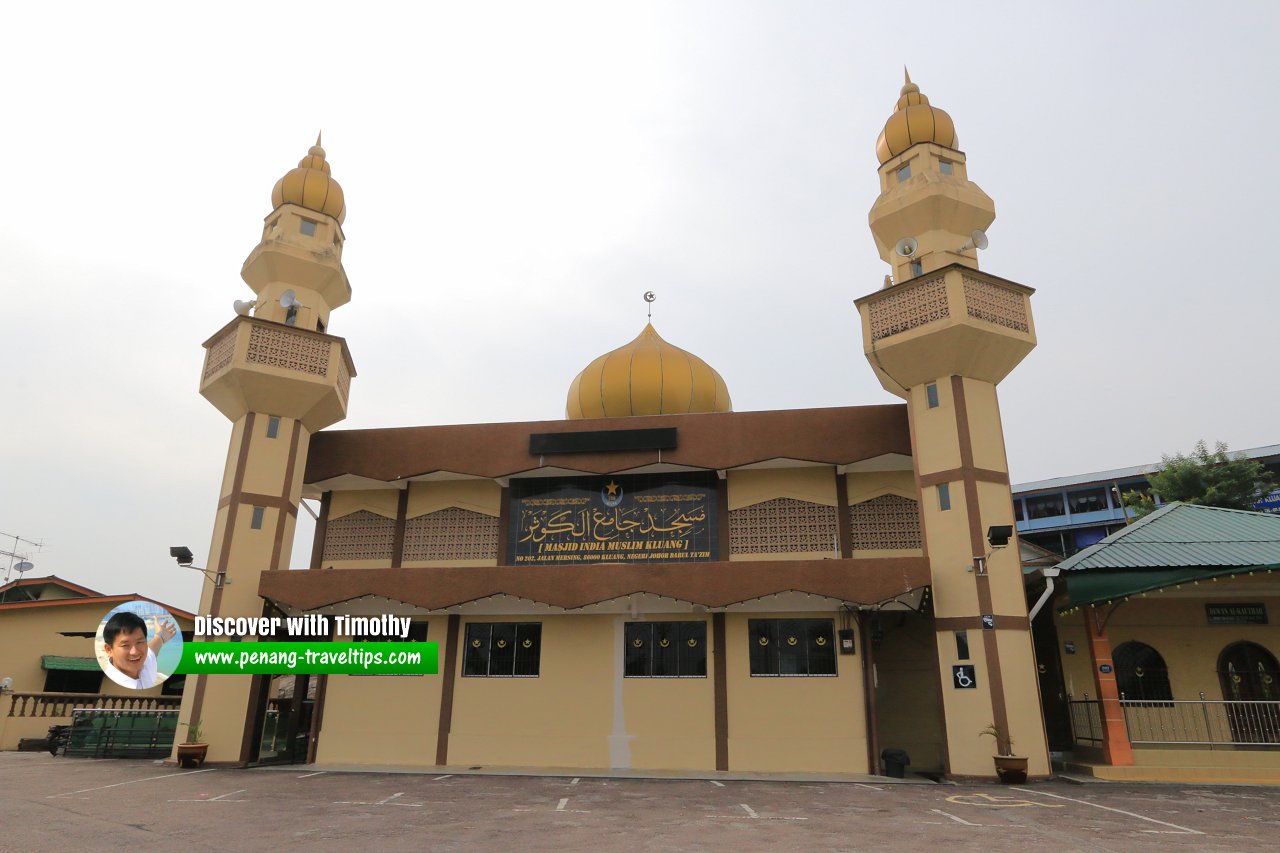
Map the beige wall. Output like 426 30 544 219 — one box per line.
0 600 194 750
317 617 448 766
727 467 837 511
315 610 869 773
727 468 840 562
406 480 501 519
447 615 615 768
403 480 502 569
845 470 923 558
724 611 868 773
1054 586 1280 703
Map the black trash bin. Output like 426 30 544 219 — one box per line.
880 747 910 778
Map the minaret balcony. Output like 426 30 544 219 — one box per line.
200 316 356 430
855 264 1035 391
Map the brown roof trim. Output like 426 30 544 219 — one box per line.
305 405 911 485
0 575 103 598
0 594 196 621
259 557 931 612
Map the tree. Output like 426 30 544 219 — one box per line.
1122 441 1276 518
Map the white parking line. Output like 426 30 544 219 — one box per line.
557 798 569 811
570 777 580 786
49 768 215 799
855 783 884 792
171 788 248 803
930 808 991 827
740 803 759 819
1010 787 1203 835
433 775 452 781
710 781 725 787
334 792 423 807
298 771 327 778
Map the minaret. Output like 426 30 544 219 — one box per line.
855 73 1050 779
177 137 356 764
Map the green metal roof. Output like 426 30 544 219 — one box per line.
1057 503 1280 571
1055 503 1280 611
41 655 101 672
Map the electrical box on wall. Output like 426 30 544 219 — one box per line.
838 628 856 655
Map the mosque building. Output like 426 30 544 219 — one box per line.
178 74 1050 779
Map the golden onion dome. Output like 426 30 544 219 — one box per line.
875 70 959 165
271 133 346 224
566 323 732 419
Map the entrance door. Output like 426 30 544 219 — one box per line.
1031 618 1073 752
872 611 946 773
257 674 314 764
1217 642 1280 744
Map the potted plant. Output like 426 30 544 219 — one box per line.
176 719 208 768
980 723 1028 784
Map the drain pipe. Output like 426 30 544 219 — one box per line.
1027 567 1060 622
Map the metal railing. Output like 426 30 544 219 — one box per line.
6 692 183 718
1066 695 1103 745
1122 694 1280 746
62 709 179 759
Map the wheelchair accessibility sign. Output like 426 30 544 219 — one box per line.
953 665 977 689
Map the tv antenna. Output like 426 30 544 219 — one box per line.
1 531 43 585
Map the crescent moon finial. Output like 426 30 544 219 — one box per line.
643 291 655 321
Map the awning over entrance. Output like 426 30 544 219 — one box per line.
41 655 100 671
259 556 932 614
1060 566 1267 610
1054 503 1280 612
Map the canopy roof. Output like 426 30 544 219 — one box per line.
42 655 100 672
1056 503 1280 610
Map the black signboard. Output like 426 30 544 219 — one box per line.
508 473 718 565
1206 603 1267 625
952 665 977 689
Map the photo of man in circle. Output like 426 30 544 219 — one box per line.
96 603 181 690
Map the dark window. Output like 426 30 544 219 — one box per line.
939 160 954 175
625 621 706 677
925 383 939 409
1026 493 1065 520
43 669 103 693
161 674 186 696
464 622 541 677
937 483 951 511
897 164 911 182
353 621 428 643
749 619 837 676
251 506 265 529
1114 641 1173 703
1013 499 1025 522
1067 487 1108 515
266 416 280 439
299 219 317 237
955 630 970 660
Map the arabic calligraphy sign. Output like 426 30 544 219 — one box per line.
508 474 718 565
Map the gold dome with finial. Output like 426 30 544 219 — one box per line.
271 133 346 223
875 69 958 164
566 322 732 420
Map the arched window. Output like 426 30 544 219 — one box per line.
1113 641 1173 702
1218 642 1280 703
1217 642 1280 744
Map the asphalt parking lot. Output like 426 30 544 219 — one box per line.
4 753 1280 852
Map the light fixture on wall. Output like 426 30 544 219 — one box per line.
170 546 229 588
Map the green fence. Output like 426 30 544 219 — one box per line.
63 709 178 758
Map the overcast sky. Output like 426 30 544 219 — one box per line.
2 3 1276 611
